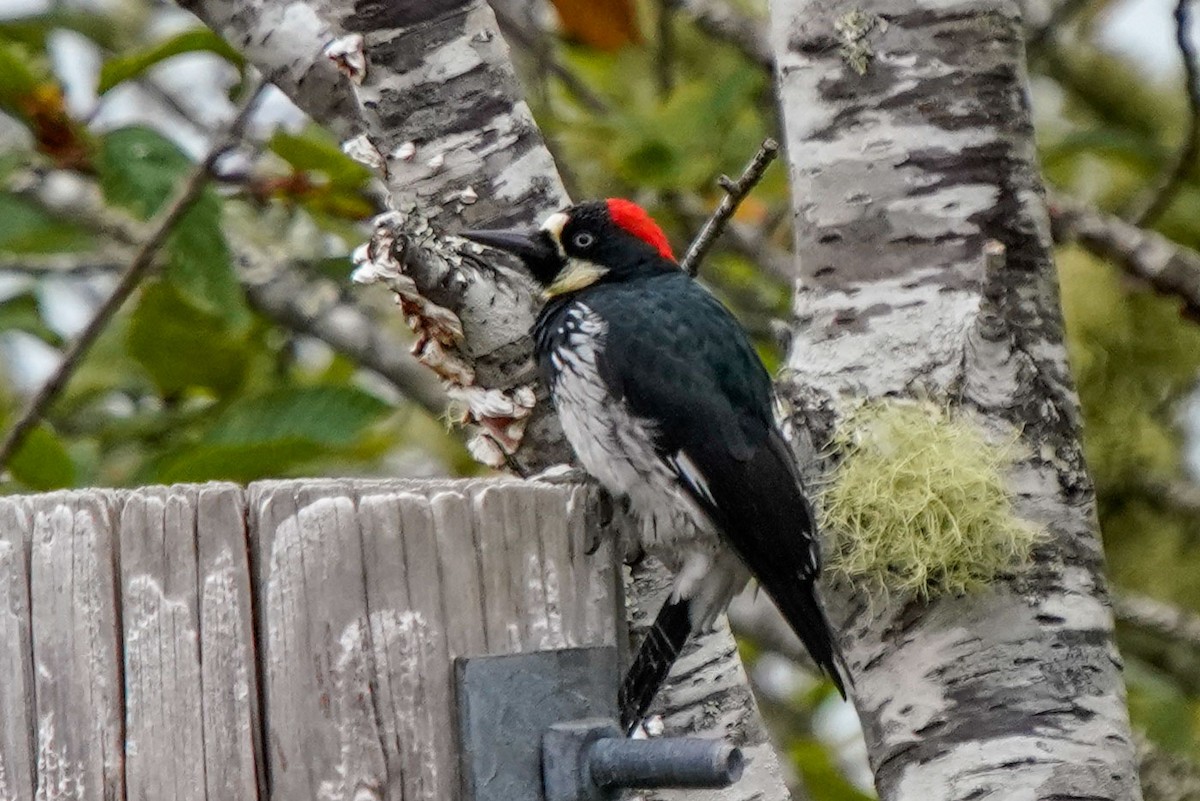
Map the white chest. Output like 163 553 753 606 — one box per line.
547 305 715 556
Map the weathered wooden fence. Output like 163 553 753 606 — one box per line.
0 478 623 801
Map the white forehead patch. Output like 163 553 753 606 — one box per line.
540 211 569 258
541 212 569 239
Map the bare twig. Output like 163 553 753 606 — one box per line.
1128 0 1200 225
1048 192 1200 320
673 193 795 282
681 138 779 276
0 251 128 276
0 81 266 472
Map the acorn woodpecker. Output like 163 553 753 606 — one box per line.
463 199 847 732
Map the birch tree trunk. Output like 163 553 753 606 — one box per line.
768 0 1141 798
175 1 795 798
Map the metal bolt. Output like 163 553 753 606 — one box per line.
543 720 744 801
587 736 744 789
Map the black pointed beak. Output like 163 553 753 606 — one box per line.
461 226 560 279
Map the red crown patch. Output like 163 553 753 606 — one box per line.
606 198 675 262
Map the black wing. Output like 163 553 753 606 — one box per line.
588 272 846 695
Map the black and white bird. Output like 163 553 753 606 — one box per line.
464 199 846 732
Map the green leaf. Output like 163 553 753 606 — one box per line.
206 385 390 447
790 738 874 801
0 292 63 345
126 280 250 395
97 126 191 217
0 41 43 105
268 129 374 189
98 29 244 94
0 11 126 51
9 424 74 490
166 195 248 328
155 386 391 483
97 127 248 328
0 193 93 253
157 439 323 484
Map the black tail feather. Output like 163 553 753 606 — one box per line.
771 582 848 699
619 597 692 734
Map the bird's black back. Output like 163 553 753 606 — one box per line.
536 271 844 700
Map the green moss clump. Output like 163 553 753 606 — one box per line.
819 400 1041 599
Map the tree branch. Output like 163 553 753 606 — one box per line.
2 182 449 418
0 81 266 473
771 0 1140 796
681 138 779 276
1128 0 1200 226
1048 192 1200 320
0 251 128 277
239 260 449 418
1114 591 1200 654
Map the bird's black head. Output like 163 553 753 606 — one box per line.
462 199 677 297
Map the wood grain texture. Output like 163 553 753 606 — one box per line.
0 478 620 801
250 477 622 800
196 484 264 801
29 490 123 801
0 496 35 801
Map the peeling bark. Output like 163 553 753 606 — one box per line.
176 0 795 796
769 0 1140 798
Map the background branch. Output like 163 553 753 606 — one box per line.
0 81 266 472
1128 0 1200 225
1049 193 1200 320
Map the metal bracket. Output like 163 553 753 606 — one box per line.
456 647 743 801
457 647 620 801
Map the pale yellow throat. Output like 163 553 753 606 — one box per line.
539 211 607 298
544 259 608 298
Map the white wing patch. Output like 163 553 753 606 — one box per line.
668 451 717 511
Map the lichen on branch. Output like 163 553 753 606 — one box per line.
819 399 1042 599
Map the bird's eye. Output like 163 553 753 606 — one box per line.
572 231 595 249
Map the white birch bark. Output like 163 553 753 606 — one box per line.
768 0 1141 798
174 1 796 797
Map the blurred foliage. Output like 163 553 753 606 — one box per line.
0 0 1198 796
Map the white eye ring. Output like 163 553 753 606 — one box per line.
572 231 595 249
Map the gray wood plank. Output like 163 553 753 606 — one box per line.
117 483 263 801
195 484 263 801
566 484 623 653
3 478 621 801
429 489 487 659
472 484 522 653
254 478 621 800
0 497 35 801
28 491 124 801
251 480 388 801
119 487 207 801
